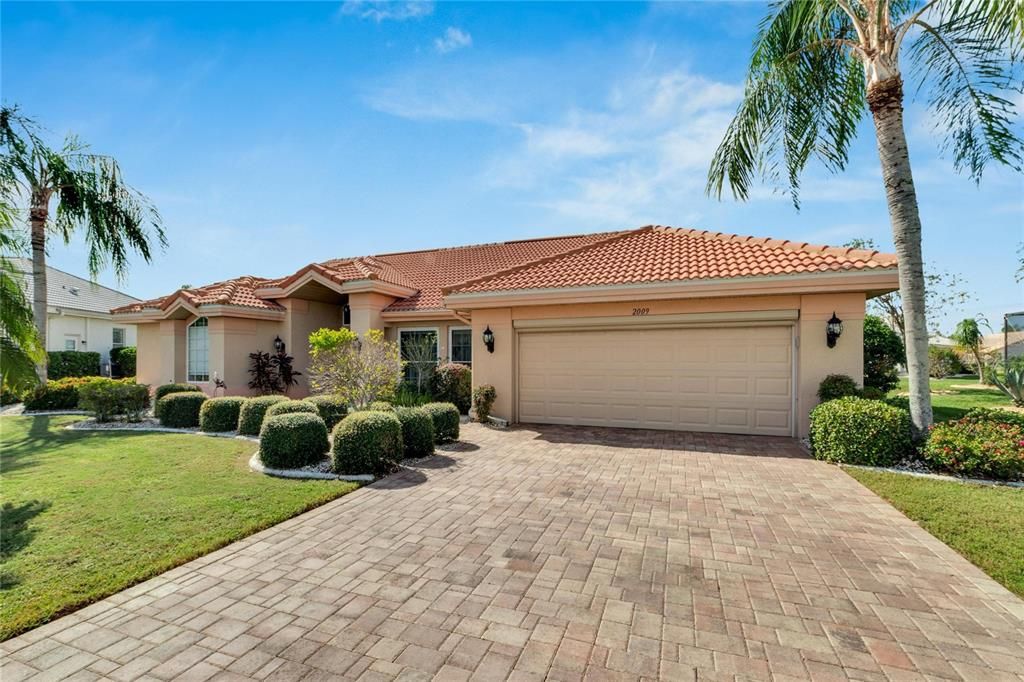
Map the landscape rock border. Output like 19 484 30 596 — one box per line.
247 453 373 481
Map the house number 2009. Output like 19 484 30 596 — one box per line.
632 307 650 316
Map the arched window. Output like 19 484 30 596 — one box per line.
187 317 209 382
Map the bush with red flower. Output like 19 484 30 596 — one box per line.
923 409 1024 481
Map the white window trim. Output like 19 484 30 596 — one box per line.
112 327 126 349
64 336 78 351
186 317 210 383
448 326 472 366
398 327 440 361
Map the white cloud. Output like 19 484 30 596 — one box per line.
434 27 472 54
338 1 433 22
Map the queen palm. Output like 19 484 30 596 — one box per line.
0 198 44 392
0 107 165 379
707 0 1022 437
950 316 989 383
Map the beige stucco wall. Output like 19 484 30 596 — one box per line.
281 298 344 395
467 293 866 438
348 292 394 335
135 323 162 387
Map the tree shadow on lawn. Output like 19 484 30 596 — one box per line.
0 499 51 590
0 415 152 476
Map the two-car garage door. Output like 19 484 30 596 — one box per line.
517 326 793 436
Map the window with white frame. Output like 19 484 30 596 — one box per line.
112 327 126 349
64 337 77 351
399 329 438 391
187 317 210 382
449 327 472 366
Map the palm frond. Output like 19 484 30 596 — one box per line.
0 198 43 391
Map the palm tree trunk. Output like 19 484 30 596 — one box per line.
29 190 49 381
867 75 932 437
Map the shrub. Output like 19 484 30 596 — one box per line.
884 395 910 412
259 413 330 469
924 417 1024 480
393 383 432 407
237 395 290 436
863 315 904 393
860 386 885 400
961 407 1024 429
430 362 471 414
265 400 319 420
158 392 207 428
199 397 246 432
1 385 21 406
422 402 460 443
306 394 348 431
473 384 497 422
332 411 403 476
308 328 402 408
395 407 435 458
78 378 149 422
929 346 965 378
47 351 101 380
809 397 912 466
817 374 860 403
367 401 395 412
154 383 203 418
110 346 137 377
23 377 94 411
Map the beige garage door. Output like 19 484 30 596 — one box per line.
517 326 793 436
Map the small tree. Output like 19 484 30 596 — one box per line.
863 314 905 393
308 328 402 409
950 316 990 384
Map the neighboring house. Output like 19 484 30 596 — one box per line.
112 226 899 438
14 258 140 372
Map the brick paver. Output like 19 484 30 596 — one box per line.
3 424 1023 680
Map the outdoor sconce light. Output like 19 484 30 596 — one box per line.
482 326 495 353
273 335 286 354
826 312 843 348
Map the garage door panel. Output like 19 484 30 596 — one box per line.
517 326 793 436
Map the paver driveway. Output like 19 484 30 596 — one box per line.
3 424 1023 681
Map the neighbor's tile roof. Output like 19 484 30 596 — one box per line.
446 227 899 294
111 226 897 315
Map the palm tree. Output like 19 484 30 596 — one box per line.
950 316 989 383
707 0 1022 438
0 107 165 379
0 198 44 392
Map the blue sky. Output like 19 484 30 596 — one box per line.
3 1 1021 332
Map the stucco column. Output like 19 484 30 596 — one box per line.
471 308 513 422
797 293 866 437
158 319 188 385
348 292 394 336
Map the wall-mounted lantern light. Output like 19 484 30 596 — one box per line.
826 312 843 348
482 326 495 353
273 336 286 354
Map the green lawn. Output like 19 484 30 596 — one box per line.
892 376 1014 422
846 468 1024 598
0 415 358 640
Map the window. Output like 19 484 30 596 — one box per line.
112 327 126 348
187 317 209 382
450 328 472 366
342 304 351 327
399 329 438 391
64 337 77 351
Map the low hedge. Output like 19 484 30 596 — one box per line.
809 396 912 466
265 400 318 420
817 374 860 402
307 395 348 431
154 383 203 418
47 351 101 380
367 401 395 412
924 412 1024 480
259 413 330 469
110 346 137 377
78 378 150 422
395 407 435 458
332 411 403 476
237 395 289 436
962 407 1024 429
23 377 94 411
422 402 460 443
431 362 471 414
158 392 207 428
199 397 246 432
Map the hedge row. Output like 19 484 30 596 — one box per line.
47 351 100 380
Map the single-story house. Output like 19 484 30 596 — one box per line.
112 226 898 437
14 258 140 372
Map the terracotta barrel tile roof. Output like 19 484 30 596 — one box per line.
112 226 897 316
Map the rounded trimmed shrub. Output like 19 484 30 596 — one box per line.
259 413 330 469
817 374 860 403
332 411 403 476
78 378 150 422
430 362 472 414
154 383 203 418
924 416 1024 480
238 395 289 436
367 401 395 413
473 384 496 423
395 407 435 458
159 392 208 428
307 394 348 431
809 396 912 466
422 402 460 443
199 397 246 432
265 400 318 420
